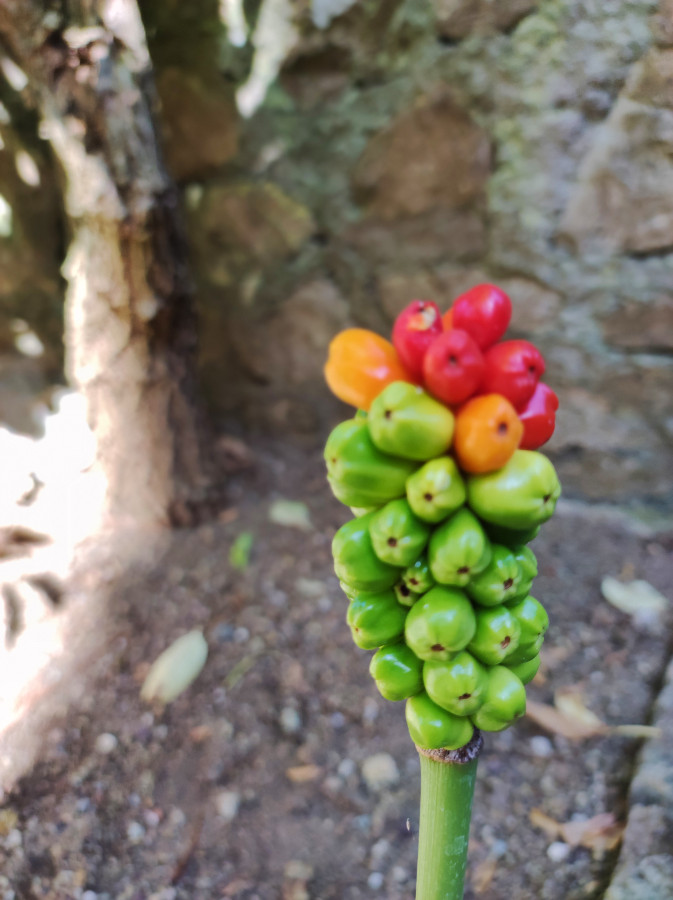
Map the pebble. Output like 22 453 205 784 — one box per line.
547 841 571 862
280 707 302 735
4 830 21 849
530 736 554 758
367 872 384 890
126 821 145 843
330 712 346 729
392 866 409 883
95 733 118 755
362 753 400 792
363 698 379 723
491 839 508 859
370 839 389 864
234 627 250 643
215 791 240 822
337 758 356 779
82 893 98 900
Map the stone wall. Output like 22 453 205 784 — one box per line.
1 0 671 512
182 0 672 515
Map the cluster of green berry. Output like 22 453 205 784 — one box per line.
326 382 561 751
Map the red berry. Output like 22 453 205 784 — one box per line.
452 284 512 350
481 340 545 409
422 329 485 406
392 300 443 380
518 382 559 449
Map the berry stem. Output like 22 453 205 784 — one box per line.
415 731 483 900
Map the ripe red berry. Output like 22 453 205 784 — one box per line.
452 284 512 350
422 329 485 406
518 382 559 449
481 340 545 409
392 300 443 381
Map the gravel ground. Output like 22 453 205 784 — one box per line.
0 440 671 900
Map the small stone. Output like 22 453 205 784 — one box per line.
126 821 145 843
392 866 409 883
491 839 508 859
4 828 21 850
530 736 554 758
234 627 250 643
284 860 314 880
367 872 384 890
363 698 379 724
361 753 400 792
82 892 98 900
547 841 571 862
370 839 390 863
337 758 356 779
215 791 240 822
330 712 346 729
95 733 118 755
280 707 302 735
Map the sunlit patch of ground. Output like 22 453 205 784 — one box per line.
0 390 109 791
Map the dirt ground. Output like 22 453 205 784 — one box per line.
0 438 672 900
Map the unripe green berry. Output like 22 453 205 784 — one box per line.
370 643 423 701
406 691 474 750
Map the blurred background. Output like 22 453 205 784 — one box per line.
0 1 672 898
1 0 671 517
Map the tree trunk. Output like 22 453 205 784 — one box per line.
0 0 215 527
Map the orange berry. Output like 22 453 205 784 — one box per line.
324 328 413 410
453 394 523 474
442 308 454 330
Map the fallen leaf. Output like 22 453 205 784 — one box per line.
229 531 253 571
140 630 208 704
285 764 322 783
269 499 312 531
526 700 607 740
612 724 662 739
601 576 668 625
223 879 254 896
530 808 561 839
530 809 624 856
554 687 605 729
471 856 498 893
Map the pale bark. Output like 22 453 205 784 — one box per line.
0 0 215 527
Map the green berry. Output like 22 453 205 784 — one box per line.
406 457 466 523
325 418 417 508
508 595 549 645
465 544 522 607
428 508 492 587
369 382 455 461
423 651 489 716
470 666 526 732
504 653 540 685
503 635 544 665
369 643 424 701
332 513 400 593
404 586 476 661
485 522 541 547
468 605 522 667
346 591 407 650
368 499 431 567
406 692 474 750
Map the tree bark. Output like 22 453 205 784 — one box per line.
0 0 216 527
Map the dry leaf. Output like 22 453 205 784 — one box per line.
530 808 562 839
471 856 498 893
601 576 668 625
269 499 312 530
526 700 607 740
554 688 605 729
140 630 208 704
285 764 322 783
530 809 624 856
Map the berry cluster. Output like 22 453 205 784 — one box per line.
324 285 561 751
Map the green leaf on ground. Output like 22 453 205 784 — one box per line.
230 531 254 570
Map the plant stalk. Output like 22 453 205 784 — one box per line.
415 731 483 900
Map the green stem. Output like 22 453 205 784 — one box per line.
415 731 483 900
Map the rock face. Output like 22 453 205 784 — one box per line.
1 0 672 515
